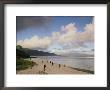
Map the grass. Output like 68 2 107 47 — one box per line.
16 58 36 70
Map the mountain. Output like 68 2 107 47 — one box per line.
16 46 30 59
24 48 57 56
16 45 57 57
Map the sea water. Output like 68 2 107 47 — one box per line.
31 55 94 71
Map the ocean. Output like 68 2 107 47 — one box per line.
31 53 94 71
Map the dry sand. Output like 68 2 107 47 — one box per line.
16 58 92 74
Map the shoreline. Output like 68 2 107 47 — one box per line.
69 67 94 74
17 58 94 74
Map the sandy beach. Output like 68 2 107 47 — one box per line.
16 58 93 74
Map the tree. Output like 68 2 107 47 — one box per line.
16 45 30 59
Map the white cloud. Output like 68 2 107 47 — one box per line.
52 31 60 40
57 23 77 44
17 36 52 49
83 21 94 41
58 21 94 46
76 20 94 43
17 19 94 51
58 30 76 43
61 23 77 32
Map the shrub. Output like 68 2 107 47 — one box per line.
16 59 36 70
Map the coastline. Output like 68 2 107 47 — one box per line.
16 58 94 74
69 67 94 74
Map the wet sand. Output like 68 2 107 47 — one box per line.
16 58 93 74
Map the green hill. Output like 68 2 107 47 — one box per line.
16 45 36 70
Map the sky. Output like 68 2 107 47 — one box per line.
17 16 94 55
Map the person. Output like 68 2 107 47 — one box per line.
64 65 65 67
44 64 46 71
30 65 32 69
50 61 51 63
42 60 43 63
59 64 61 68
52 62 54 66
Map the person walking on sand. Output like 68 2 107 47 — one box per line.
52 62 54 66
42 60 43 63
59 64 61 68
64 65 66 67
44 64 46 71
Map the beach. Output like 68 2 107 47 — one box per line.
16 58 93 74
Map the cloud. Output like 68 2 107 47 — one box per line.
17 36 52 50
83 21 94 41
58 30 76 43
61 23 77 32
53 20 94 48
16 16 52 32
52 31 60 40
58 23 77 44
76 19 94 43
17 18 94 51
